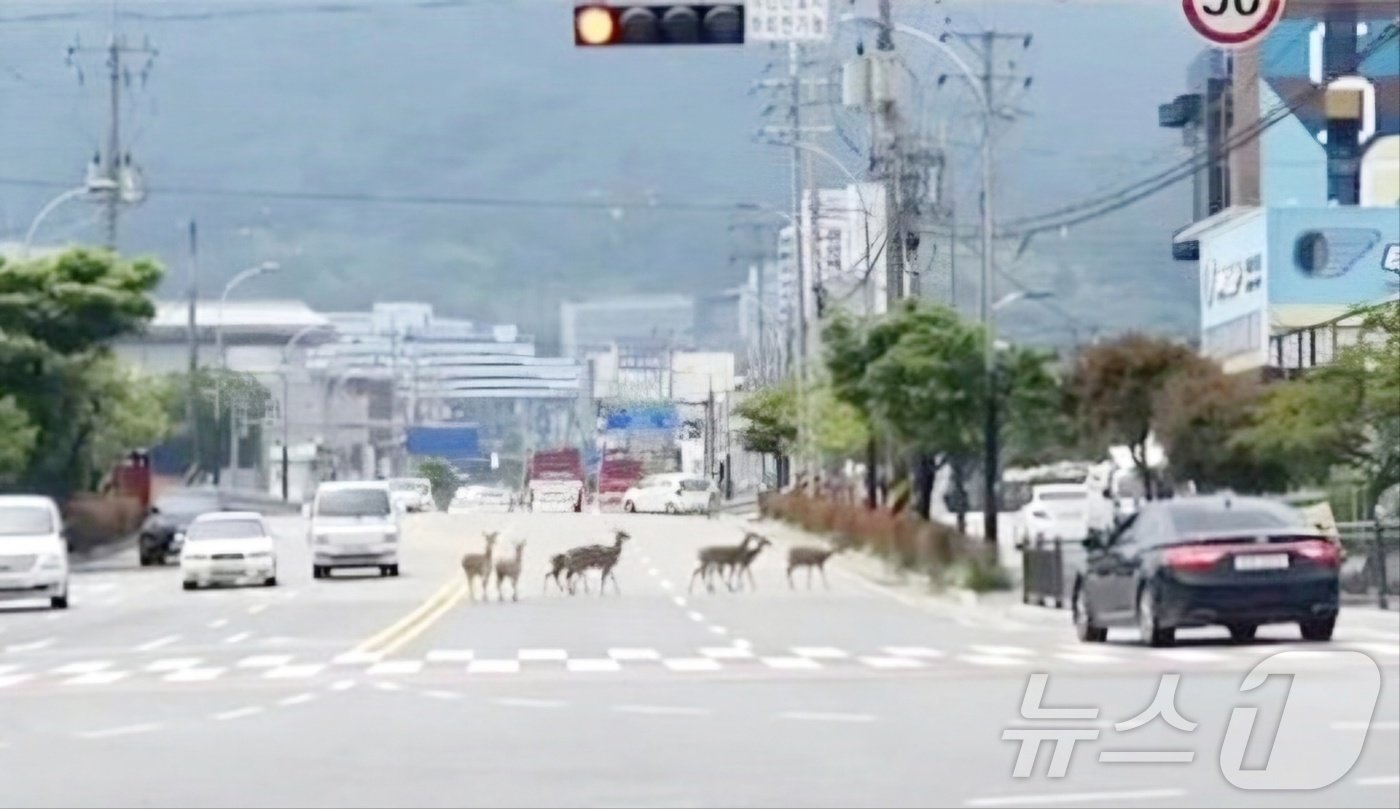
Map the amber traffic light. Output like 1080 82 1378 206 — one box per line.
574 4 745 46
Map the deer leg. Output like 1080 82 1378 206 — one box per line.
497 572 505 601
746 564 758 591
806 567 814 590
820 563 830 590
689 565 703 594
608 568 621 595
786 565 796 589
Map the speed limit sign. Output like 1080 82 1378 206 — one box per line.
1182 0 1287 48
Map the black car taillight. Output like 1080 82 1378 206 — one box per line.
1293 539 1341 567
1164 545 1229 572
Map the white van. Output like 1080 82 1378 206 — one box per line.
0 495 70 609
307 481 400 579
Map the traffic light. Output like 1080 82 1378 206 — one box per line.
574 4 745 46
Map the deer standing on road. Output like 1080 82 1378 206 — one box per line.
689 534 755 594
493 539 526 602
564 529 629 595
460 531 497 600
787 543 839 590
730 533 772 591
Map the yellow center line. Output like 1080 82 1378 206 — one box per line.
352 579 461 655
375 581 469 658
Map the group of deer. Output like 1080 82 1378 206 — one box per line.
689 532 842 593
458 528 633 600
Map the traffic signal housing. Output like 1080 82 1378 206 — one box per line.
574 4 745 46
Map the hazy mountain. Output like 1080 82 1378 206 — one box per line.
0 0 1205 351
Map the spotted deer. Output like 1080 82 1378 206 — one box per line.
787 543 839 590
689 534 755 594
729 533 772 591
460 531 497 600
543 552 569 595
564 529 629 595
493 539 526 602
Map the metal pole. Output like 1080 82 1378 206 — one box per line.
186 220 200 479
979 30 999 549
282 371 291 501
788 41 809 484
103 27 121 249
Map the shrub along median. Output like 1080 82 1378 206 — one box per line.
758 491 1009 592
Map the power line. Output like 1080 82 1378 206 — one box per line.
0 174 769 216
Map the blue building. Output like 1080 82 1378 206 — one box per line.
1164 0 1399 374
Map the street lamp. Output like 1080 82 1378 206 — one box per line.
21 178 119 258
983 289 1054 549
279 323 334 501
213 260 280 486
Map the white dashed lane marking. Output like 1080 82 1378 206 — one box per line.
368 660 424 676
608 648 661 661
64 671 128 686
238 655 294 669
518 649 567 662
779 711 876 723
52 661 113 675
468 660 521 674
164 667 223 683
213 707 263 721
425 649 474 663
662 658 723 672
792 646 848 659
566 658 623 673
264 664 325 680
278 693 316 707
135 635 180 652
77 723 162 740
495 697 565 709
760 657 822 671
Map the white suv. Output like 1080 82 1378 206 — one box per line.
308 481 400 579
0 495 70 610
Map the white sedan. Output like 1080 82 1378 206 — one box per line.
622 473 717 514
180 512 278 590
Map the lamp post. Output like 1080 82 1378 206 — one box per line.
280 323 334 501
213 260 279 486
984 289 1053 547
21 178 119 258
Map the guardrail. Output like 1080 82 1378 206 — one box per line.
212 487 302 516
1337 519 1399 610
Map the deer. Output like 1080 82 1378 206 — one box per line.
493 539 526 602
689 534 755 594
460 531 497 601
729 533 772 592
543 552 569 595
564 529 629 596
787 543 840 590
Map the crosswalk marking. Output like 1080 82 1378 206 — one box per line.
662 658 723 672
64 671 129 686
566 658 623 673
882 646 943 659
52 661 113 675
1151 649 1226 663
969 645 1033 657
237 655 294 669
518 649 567 662
608 648 661 661
164 667 224 683
332 651 384 665
146 658 202 673
425 649 475 663
700 646 754 659
368 660 423 676
957 654 1025 667
467 660 521 674
859 656 925 669
264 664 325 680
761 656 823 670
792 647 849 659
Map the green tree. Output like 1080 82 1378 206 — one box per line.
733 381 797 457
1152 359 1290 493
1069 333 1198 500
809 378 869 461
414 457 459 509
0 396 38 485
0 249 165 494
162 368 273 478
1235 301 1400 500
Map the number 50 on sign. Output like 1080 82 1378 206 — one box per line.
1182 0 1286 48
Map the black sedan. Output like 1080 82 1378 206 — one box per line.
138 488 225 566
1072 495 1340 646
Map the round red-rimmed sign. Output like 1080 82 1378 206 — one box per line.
1182 0 1287 48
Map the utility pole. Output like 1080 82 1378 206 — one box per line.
875 0 906 309
67 5 155 251
944 26 1033 549
185 219 200 478
788 41 810 483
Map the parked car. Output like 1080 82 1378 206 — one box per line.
0 495 70 610
1017 483 1094 543
622 473 717 514
180 511 278 590
388 477 435 513
308 481 400 579
1072 495 1340 646
139 487 225 566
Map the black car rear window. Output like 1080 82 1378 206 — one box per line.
1168 503 1308 534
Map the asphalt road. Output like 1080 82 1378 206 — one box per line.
1 510 1397 808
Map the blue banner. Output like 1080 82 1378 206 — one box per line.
406 426 482 460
